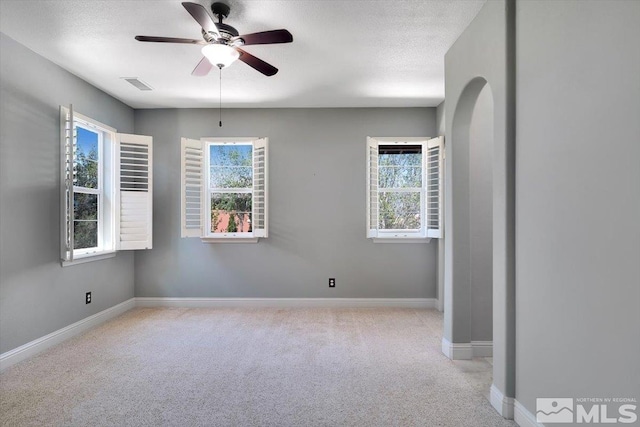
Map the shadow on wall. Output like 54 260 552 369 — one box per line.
0 84 61 281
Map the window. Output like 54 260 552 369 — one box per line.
60 105 153 265
366 136 443 241
73 125 103 253
181 137 268 242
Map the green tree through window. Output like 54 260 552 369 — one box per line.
74 127 100 249
378 145 422 230
209 144 252 233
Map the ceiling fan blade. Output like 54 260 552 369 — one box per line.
182 2 219 36
235 48 278 76
233 29 293 46
135 35 206 45
192 57 214 76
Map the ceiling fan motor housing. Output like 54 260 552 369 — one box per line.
202 2 240 44
202 24 240 44
211 2 231 20
217 23 239 38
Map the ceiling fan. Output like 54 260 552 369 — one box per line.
135 2 293 76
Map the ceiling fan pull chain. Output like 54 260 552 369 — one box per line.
219 65 223 127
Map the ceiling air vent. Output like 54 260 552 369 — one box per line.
122 77 153 91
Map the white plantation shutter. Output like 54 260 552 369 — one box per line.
426 136 443 238
116 133 153 250
181 138 204 238
252 138 268 238
366 137 379 238
60 105 76 261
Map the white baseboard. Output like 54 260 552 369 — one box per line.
135 297 438 309
441 337 473 359
436 298 444 312
490 384 514 419
514 400 543 427
0 298 136 372
441 338 493 360
471 340 493 357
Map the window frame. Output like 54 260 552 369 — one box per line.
72 122 104 256
198 137 266 243
367 136 442 243
204 139 255 239
60 106 153 266
61 107 118 263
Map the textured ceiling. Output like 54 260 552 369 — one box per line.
0 0 485 109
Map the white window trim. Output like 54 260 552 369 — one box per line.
203 138 255 240
199 137 266 243
200 237 260 243
73 122 104 254
372 238 432 244
62 108 118 265
61 251 116 267
367 137 441 242
60 106 153 266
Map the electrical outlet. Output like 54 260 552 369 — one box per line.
329 278 336 288
85 292 92 304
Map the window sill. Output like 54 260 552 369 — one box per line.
61 250 116 267
371 238 432 244
200 237 260 244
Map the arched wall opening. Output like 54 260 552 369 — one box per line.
444 77 494 347
444 74 514 418
469 84 494 346
441 2 516 419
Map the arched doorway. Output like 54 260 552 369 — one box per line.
444 78 494 354
443 77 515 418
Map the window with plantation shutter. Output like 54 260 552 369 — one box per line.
180 137 269 242
366 136 443 242
116 134 153 250
181 138 204 238
60 105 76 262
426 136 443 238
59 105 153 266
252 138 268 238
366 137 379 238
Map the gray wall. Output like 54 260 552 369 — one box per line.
443 0 516 403
0 33 135 353
469 85 493 342
436 102 445 137
134 108 438 298
436 102 445 311
515 0 640 415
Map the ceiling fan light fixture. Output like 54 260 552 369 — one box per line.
201 44 239 68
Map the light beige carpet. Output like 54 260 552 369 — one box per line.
0 307 514 426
